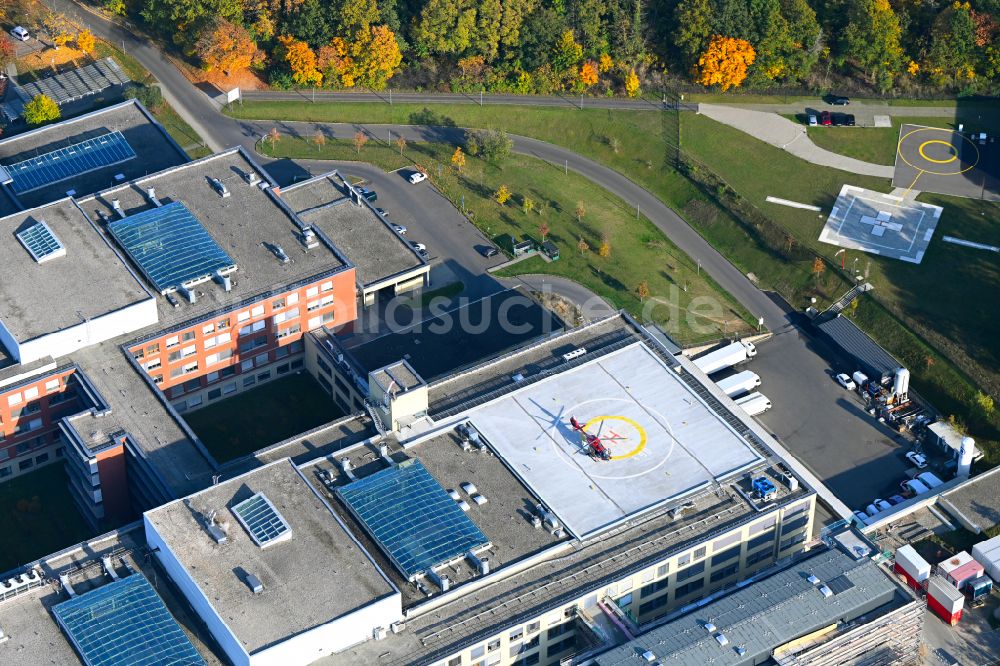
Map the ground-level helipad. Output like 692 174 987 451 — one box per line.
818 185 943 263
892 124 1000 201
468 343 763 538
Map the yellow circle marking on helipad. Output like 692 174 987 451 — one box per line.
583 415 647 460
898 127 979 176
918 139 958 164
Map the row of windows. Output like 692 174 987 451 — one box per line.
0 449 59 477
173 360 304 413
4 375 67 411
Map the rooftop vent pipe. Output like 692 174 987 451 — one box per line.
111 199 125 218
146 187 161 207
210 177 230 198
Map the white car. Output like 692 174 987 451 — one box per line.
408 172 427 184
409 241 426 253
9 26 30 41
906 451 928 469
835 373 856 390
808 115 818 126
391 223 407 235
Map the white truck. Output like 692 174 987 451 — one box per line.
715 370 761 398
693 340 757 376
735 392 771 416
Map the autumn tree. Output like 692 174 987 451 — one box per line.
313 130 326 152
552 29 583 72
579 60 599 86
811 256 826 279
338 0 381 37
451 146 466 171
353 131 368 154
458 55 485 79
0 36 15 69
598 53 613 72
842 0 903 87
23 94 60 126
928 2 978 84
538 221 550 240
76 29 96 55
522 197 535 214
577 237 590 255
696 36 756 91
624 68 640 96
495 184 512 205
196 19 259 77
395 135 407 155
349 25 402 90
636 280 650 302
266 127 281 148
413 0 478 55
574 202 586 222
598 234 611 257
277 35 322 86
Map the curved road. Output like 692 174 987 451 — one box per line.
53 0 792 333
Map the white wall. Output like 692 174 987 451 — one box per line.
143 515 252 666
249 592 402 666
17 298 158 364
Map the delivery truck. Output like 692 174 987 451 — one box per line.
735 392 771 416
715 371 761 398
693 340 757 376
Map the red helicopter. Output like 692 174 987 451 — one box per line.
569 416 622 461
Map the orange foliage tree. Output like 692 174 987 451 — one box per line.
579 60 598 86
196 19 260 77
76 29 95 54
319 26 401 90
277 35 322 86
695 35 756 91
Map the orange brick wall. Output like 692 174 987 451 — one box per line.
0 368 81 466
95 440 130 521
129 269 357 393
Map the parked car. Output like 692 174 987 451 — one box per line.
375 207 388 217
356 187 377 202
808 115 818 126
9 26 30 41
835 373 857 390
410 241 427 253
846 114 856 126
390 223 407 235
875 499 893 511
479 245 499 258
408 171 428 184
853 511 869 524
831 96 851 105
820 111 832 126
906 451 928 469
832 113 847 127
888 494 907 505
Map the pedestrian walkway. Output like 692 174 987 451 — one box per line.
698 104 896 179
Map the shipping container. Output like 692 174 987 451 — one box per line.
945 559 985 591
927 575 964 625
895 544 931 590
971 536 1000 582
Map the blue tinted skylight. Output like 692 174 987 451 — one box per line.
16 220 66 263
232 493 292 548
5 131 136 194
337 459 490 578
108 201 236 294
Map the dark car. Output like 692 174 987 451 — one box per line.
831 96 851 105
820 111 832 126
478 245 499 258
846 114 856 126
356 187 377 202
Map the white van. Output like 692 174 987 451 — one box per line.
10 26 30 41
902 478 930 496
917 471 944 489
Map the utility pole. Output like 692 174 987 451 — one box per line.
564 160 568 175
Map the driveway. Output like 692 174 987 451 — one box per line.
698 104 895 178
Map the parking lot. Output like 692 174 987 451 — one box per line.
724 317 918 510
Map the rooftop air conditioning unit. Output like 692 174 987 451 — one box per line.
373 626 387 640
245 573 264 594
210 178 230 198
391 621 406 634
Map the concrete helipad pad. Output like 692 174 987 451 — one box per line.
468 343 762 538
819 185 942 264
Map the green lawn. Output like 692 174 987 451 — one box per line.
0 463 96 573
262 135 755 344
183 373 346 462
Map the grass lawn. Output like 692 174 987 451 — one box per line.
0 463 96 573
183 372 345 462
261 136 755 344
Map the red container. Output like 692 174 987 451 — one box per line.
928 593 963 625
927 575 964 626
893 562 926 592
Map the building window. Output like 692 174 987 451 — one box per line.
638 594 670 616
277 363 290 375
781 516 809 535
470 645 485 659
526 621 540 634
446 659 460 666
35 453 49 465
168 351 182 363
675 578 705 598
203 323 216 335
321 280 333 292
694 546 707 560
187 395 203 409
711 563 739 583
273 297 286 310
713 532 742 552
711 546 741 567
152 375 163 385
241 360 254 371
208 389 222 400
217 318 230 330
275 345 290 360
257 371 271 381
277 323 301 340
639 579 668 598
7 393 21 406
12 403 41 419
45 379 61 392
747 530 776 552
487 639 500 653
510 628 524 642
223 382 237 395
0 467 10 478
780 533 807 551
166 335 179 347
546 622 572 640
181 344 197 358
317 358 332 375
243 376 257 388
677 560 705 582
182 331 196 342
133 347 144 360
677 552 691 567
516 654 540 666
144 359 162 371
746 549 773 567
250 305 264 317
306 286 319 297
221 366 236 378
147 342 160 354
547 637 576 658
184 378 201 392
657 563 669 577
19 459 33 471
255 353 269 367
237 310 250 323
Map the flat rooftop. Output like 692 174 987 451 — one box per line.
311 430 566 605
0 100 188 210
144 458 397 655
0 198 152 343
595 545 909 666
343 288 563 382
280 173 426 288
79 148 351 327
464 343 764 538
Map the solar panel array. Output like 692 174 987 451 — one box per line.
19 57 131 106
337 459 490 578
52 573 205 666
5 130 136 194
108 201 236 294
16 220 66 263
232 493 292 547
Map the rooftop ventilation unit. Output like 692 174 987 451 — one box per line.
165 292 180 308
373 626 387 640
271 244 290 263
471 493 488 506
243 170 259 186
112 198 125 218
818 584 833 598
58 573 76 598
210 177 230 198
714 633 729 647
807 574 821 585
460 482 477 495
467 551 490 575
207 524 228 544
735 646 747 656
213 269 232 292
146 187 161 207
101 556 119 581
562 347 587 362
300 226 319 250
642 651 657 663
391 621 406 634
178 285 196 304
457 500 471 512
703 622 717 632
428 569 450 592
245 573 264 594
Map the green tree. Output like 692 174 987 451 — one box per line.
841 0 904 86
336 0 381 38
571 0 606 56
673 0 713 69
466 128 513 161
413 0 477 55
285 0 333 48
780 0 822 80
928 2 978 84
24 94 61 126
552 29 584 72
